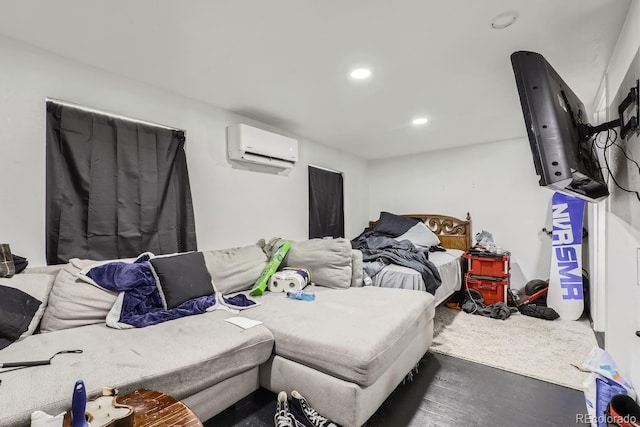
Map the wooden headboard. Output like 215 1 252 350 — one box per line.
368 213 473 251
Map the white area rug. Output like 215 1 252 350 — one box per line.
431 306 597 390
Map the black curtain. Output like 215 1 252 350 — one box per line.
46 101 197 265
309 166 344 238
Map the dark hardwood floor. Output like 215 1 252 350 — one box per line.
205 352 588 427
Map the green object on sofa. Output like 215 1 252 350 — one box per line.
250 241 291 296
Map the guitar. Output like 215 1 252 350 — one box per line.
63 388 134 427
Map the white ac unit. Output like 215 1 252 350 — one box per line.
227 124 298 169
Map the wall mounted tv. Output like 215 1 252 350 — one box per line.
511 51 609 202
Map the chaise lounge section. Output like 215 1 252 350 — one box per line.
253 286 434 427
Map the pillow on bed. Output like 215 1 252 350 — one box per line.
149 252 215 309
396 222 441 248
373 212 421 237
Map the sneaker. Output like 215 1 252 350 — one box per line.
274 391 303 427
290 390 340 427
606 394 640 427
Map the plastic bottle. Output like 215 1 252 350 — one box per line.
307 281 315 298
287 290 315 301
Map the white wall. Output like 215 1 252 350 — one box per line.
369 137 552 285
602 0 640 391
0 35 370 266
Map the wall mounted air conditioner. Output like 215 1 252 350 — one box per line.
227 124 298 169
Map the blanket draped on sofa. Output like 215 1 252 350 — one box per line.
81 254 257 328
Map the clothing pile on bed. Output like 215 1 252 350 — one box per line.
351 212 443 294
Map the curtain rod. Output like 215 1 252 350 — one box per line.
309 164 342 174
46 98 184 133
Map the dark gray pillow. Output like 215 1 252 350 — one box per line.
149 252 215 309
0 286 41 350
2 274 55 339
373 212 421 237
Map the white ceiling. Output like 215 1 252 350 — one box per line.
0 0 631 159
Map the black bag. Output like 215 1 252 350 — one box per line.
0 244 15 278
519 304 560 321
12 255 28 274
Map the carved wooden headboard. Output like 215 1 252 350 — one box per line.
368 213 473 251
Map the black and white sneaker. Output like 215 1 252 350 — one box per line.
290 390 340 427
274 391 304 427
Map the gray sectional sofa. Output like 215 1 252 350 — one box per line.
0 238 436 427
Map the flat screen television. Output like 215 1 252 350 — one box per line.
511 51 609 202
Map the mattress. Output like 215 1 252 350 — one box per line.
371 248 464 306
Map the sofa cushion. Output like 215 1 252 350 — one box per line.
202 245 268 294
248 286 435 386
283 238 352 289
0 274 55 346
0 310 274 427
149 252 215 309
40 259 120 333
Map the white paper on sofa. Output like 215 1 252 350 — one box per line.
224 316 263 329
30 410 64 427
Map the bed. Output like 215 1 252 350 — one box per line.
361 213 472 306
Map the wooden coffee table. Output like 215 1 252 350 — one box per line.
63 388 202 427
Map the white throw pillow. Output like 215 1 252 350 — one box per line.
396 222 441 248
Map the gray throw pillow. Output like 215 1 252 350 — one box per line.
40 259 119 333
283 238 352 289
202 245 267 294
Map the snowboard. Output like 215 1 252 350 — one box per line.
547 192 586 320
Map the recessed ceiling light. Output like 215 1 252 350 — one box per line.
412 117 428 126
350 68 372 80
490 11 519 30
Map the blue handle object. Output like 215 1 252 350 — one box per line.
71 380 89 427
287 291 315 301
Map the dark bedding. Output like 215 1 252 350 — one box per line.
351 230 442 294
